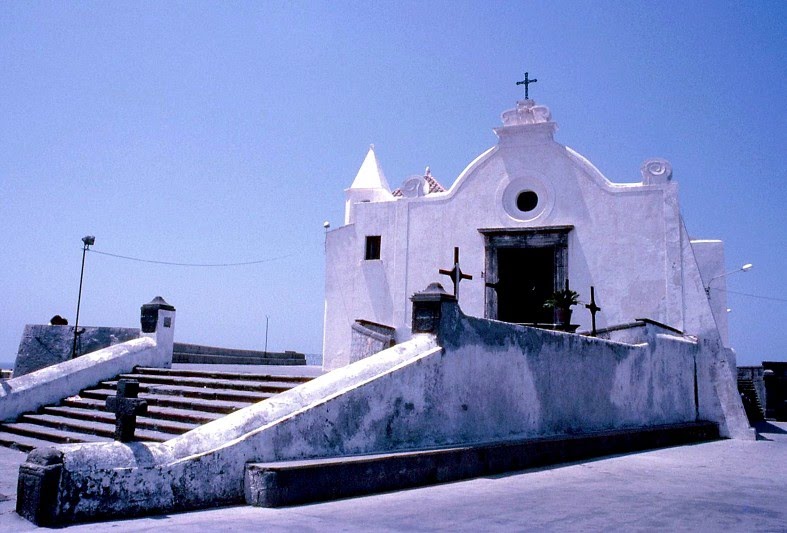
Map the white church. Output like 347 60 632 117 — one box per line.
323 97 730 370
11 90 753 526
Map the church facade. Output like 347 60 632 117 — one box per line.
323 98 730 370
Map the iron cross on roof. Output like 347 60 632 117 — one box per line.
439 247 473 299
516 72 538 99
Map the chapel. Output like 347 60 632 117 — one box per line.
10 92 751 527
323 96 730 370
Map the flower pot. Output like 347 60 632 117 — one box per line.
554 307 573 328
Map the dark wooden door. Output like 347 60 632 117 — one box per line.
496 246 555 324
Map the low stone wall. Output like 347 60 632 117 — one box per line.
16 296 747 525
590 318 684 344
1 304 175 424
13 326 309 374
14 325 140 377
2 337 157 423
172 343 306 365
350 320 395 364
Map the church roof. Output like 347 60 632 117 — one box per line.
392 167 446 197
349 145 391 191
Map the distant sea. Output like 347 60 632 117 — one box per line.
0 360 14 370
305 353 322 366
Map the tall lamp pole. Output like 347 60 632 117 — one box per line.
264 315 270 356
705 263 753 296
72 235 95 359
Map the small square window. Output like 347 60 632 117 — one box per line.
365 235 381 260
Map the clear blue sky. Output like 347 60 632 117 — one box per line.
1 1 784 366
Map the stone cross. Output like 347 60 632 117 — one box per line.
105 379 148 442
585 286 602 336
439 247 473 299
516 72 538 99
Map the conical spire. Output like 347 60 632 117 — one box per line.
349 145 391 192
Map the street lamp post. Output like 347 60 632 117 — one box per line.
705 263 753 296
72 235 95 359
264 315 269 356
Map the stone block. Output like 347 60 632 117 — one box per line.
16 448 64 526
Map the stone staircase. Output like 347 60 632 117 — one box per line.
0 366 314 453
737 377 765 424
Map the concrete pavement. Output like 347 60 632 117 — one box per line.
1 421 785 531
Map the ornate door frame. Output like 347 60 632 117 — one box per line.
479 226 573 321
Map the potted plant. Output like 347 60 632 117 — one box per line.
543 288 580 329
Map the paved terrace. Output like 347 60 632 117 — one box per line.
0 420 782 531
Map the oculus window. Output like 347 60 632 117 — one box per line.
516 190 539 212
365 236 381 260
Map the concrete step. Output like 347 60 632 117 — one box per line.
0 422 114 446
112 375 291 396
85 383 270 406
37 407 199 435
14 414 178 443
57 398 223 425
245 421 720 508
80 388 255 414
737 379 765 422
0 365 315 452
135 367 314 384
0 429 57 453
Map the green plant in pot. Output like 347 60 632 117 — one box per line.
543 288 580 328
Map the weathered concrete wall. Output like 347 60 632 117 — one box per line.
350 320 394 364
172 343 306 365
1 307 175 423
14 325 140 377
691 239 729 346
593 319 683 345
18 300 740 525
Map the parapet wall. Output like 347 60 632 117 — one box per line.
172 343 306 365
14 325 140 377
16 296 745 525
350 320 395 364
1 304 176 424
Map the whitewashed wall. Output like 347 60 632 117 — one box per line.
26 300 744 524
324 102 724 369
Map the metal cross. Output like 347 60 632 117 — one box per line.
439 247 473 299
585 286 602 336
516 72 538 99
106 379 148 442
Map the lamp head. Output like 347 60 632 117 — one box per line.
323 221 330 229
82 235 95 246
741 263 753 272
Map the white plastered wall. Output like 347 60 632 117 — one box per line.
324 111 720 370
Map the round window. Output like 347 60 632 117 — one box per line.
499 175 553 222
516 190 538 212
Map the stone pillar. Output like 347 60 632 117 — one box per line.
16 448 64 526
140 296 176 368
410 283 456 334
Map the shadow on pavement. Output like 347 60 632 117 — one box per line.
755 421 787 435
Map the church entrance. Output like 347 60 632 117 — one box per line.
496 247 554 323
480 227 572 325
